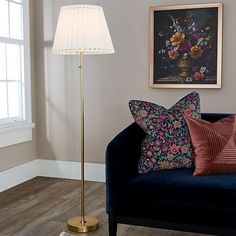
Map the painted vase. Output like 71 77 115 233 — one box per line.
177 59 191 81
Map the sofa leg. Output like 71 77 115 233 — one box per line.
108 214 117 236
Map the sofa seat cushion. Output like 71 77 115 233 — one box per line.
125 169 236 210
120 169 236 228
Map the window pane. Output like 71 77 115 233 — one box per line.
8 81 20 117
0 82 8 119
6 43 21 80
10 2 23 40
0 0 9 37
0 43 6 80
12 0 23 3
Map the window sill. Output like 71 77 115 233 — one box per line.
0 122 35 148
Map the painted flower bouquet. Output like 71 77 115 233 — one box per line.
158 14 214 82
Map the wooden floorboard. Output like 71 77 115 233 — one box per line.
0 177 211 236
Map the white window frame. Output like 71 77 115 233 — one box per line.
0 0 34 148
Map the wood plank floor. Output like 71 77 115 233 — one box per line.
0 177 211 236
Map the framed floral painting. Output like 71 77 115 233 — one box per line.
149 3 223 88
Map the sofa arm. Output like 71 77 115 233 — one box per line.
105 122 145 214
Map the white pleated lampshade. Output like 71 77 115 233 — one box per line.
52 4 114 55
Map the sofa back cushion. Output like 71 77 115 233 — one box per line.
185 114 236 176
129 91 201 173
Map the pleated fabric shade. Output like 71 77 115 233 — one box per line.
52 4 114 55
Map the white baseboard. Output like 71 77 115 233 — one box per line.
38 160 105 182
0 159 105 192
0 160 38 192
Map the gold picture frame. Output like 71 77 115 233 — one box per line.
149 3 223 88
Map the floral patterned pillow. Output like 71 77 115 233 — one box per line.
129 91 201 173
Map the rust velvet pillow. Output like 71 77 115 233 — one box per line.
185 115 236 176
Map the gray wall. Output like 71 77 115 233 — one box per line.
34 0 236 164
8 0 235 172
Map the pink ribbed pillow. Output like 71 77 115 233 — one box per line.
185 115 236 176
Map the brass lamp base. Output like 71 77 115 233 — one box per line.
67 216 99 233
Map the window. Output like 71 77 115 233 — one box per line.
0 0 34 148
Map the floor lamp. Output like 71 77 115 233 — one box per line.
52 4 114 233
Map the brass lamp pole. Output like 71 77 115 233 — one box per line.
66 53 99 233
52 4 114 233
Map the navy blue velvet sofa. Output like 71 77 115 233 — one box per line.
106 113 236 236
